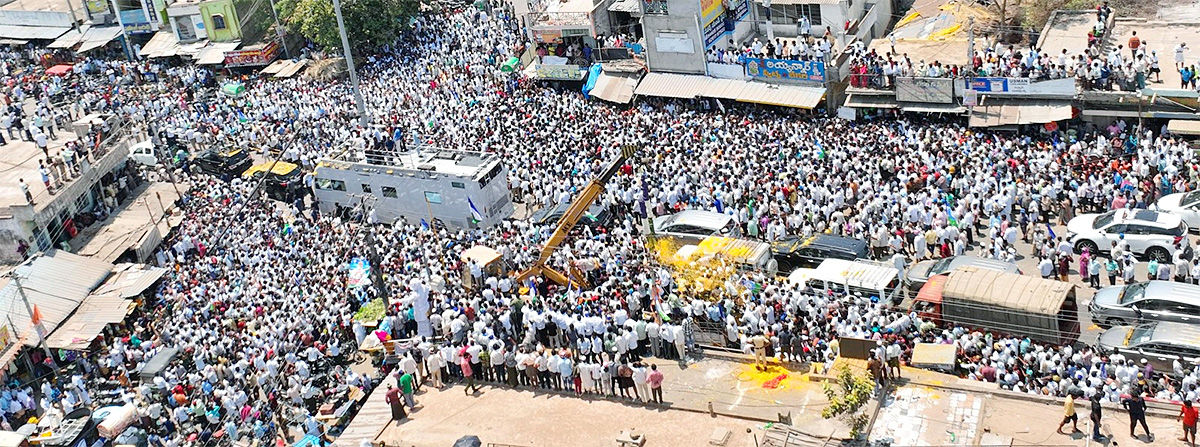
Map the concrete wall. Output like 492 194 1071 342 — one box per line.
199 0 239 42
643 0 706 74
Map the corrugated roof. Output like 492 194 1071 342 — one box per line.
735 81 824 109
138 30 181 58
635 72 710 99
0 24 69 40
0 250 113 347
591 71 640 104
45 294 133 350
75 26 122 53
968 100 1073 127
91 263 167 298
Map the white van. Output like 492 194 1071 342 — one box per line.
128 140 160 167
787 258 904 303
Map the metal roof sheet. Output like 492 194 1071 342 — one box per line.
91 263 167 298
943 267 1074 315
75 26 122 53
0 24 68 40
591 71 640 104
0 250 113 347
45 294 133 350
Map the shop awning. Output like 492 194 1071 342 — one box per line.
0 251 113 347
92 264 168 298
48 28 82 48
1167 119 1200 136
968 101 1073 127
138 30 180 58
275 60 309 78
734 81 824 109
902 102 966 114
590 71 640 104
196 42 240 65
845 93 899 109
703 78 750 99
76 26 123 53
261 59 290 75
0 39 26 45
635 72 711 99
0 24 69 41
45 294 134 350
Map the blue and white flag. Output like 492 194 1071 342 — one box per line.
468 197 484 223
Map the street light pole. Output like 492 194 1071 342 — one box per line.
268 0 291 59
331 0 369 127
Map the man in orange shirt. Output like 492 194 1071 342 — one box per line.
1180 400 1198 447
1129 31 1141 58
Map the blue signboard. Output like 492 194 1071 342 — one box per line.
733 0 749 20
702 14 724 47
120 8 153 34
967 77 1008 92
745 58 826 83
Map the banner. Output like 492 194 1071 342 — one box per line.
535 64 585 80
895 77 955 103
347 257 371 289
745 57 825 83
224 41 281 67
120 8 154 34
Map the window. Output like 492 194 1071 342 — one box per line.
382 186 397 198
1103 224 1126 234
451 181 465 189
211 14 227 30
424 191 443 204
361 184 372 193
314 178 345 191
756 4 821 27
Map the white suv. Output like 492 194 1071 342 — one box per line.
1066 209 1193 262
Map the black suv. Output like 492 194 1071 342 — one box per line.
771 234 870 272
529 202 614 229
243 162 306 202
192 148 253 179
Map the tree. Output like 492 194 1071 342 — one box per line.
821 365 875 438
278 0 418 51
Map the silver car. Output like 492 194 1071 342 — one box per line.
1089 281 1200 327
904 255 1021 290
1097 322 1200 374
650 210 741 245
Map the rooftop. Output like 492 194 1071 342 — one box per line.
1036 10 1098 58
1 0 77 15
0 134 77 212
323 147 502 179
1109 18 1200 90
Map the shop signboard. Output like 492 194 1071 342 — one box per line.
86 0 110 14
120 8 154 34
224 41 281 67
965 77 1075 96
535 64 585 80
699 0 725 48
745 57 825 83
895 77 955 103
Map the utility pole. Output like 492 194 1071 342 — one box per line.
967 16 975 67
10 272 59 376
267 0 291 59
331 0 369 127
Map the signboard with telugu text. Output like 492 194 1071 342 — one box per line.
745 57 825 83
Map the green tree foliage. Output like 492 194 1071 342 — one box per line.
821 366 875 437
277 0 417 51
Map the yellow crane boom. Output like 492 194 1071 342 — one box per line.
516 146 636 289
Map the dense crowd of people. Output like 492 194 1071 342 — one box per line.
2 2 1200 447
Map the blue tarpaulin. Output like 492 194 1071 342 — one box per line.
582 63 602 98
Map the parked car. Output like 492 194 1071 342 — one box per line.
771 234 868 272
651 210 740 245
904 255 1022 290
242 161 305 202
1066 209 1192 262
193 147 253 179
1151 190 1200 231
529 202 613 229
128 140 161 167
1097 321 1200 374
1088 280 1200 327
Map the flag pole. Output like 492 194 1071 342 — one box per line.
10 271 59 377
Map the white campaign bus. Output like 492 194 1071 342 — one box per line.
788 258 904 304
313 147 514 229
